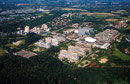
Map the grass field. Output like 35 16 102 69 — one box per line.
0 48 5 56
62 8 87 11
113 48 130 61
80 12 117 17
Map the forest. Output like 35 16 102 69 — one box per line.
0 45 130 84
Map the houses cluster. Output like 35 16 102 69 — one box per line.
50 17 71 28
107 20 128 29
48 13 85 29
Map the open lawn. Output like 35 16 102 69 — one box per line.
106 18 118 22
123 16 130 21
113 48 130 61
0 48 5 56
80 12 117 17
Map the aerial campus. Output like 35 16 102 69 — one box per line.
1 11 129 67
0 0 130 83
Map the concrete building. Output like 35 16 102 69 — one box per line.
53 35 66 42
24 26 30 33
68 46 86 56
52 39 60 46
35 41 51 49
74 27 93 36
76 41 92 53
41 24 48 30
95 29 119 43
85 37 96 43
17 30 24 35
93 43 110 49
72 23 79 28
59 41 92 62
45 37 52 44
59 50 80 62
66 34 79 40
63 29 75 34
61 13 73 17
30 27 44 34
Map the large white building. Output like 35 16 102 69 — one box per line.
68 46 86 56
93 43 110 49
85 37 96 43
17 30 24 35
35 41 51 49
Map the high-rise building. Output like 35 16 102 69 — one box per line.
24 26 30 33
41 24 48 30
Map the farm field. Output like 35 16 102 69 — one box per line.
80 12 117 17
62 8 87 11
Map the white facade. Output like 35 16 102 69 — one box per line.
41 24 48 30
17 30 24 35
85 37 96 43
35 41 51 49
52 39 60 46
53 35 66 42
45 37 52 44
59 50 79 62
68 46 86 56
94 43 110 49
74 30 79 33
24 26 30 33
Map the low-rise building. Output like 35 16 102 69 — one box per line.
93 43 110 49
59 50 80 62
17 30 24 35
45 37 52 44
63 29 75 34
66 34 79 40
68 46 86 56
35 41 51 49
95 29 119 43
72 23 79 28
52 39 60 46
74 27 93 36
76 41 92 53
53 35 66 42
